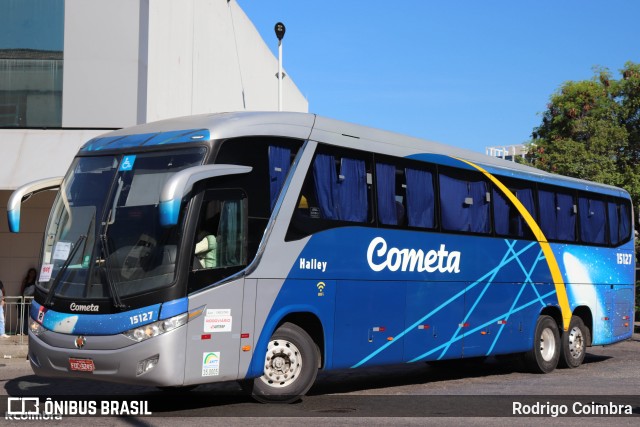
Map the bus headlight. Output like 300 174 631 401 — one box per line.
30 320 45 336
123 313 188 342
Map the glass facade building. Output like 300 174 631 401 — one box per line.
0 0 64 127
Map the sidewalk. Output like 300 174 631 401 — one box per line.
0 335 28 359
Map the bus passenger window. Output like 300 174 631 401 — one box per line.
268 145 291 211
439 172 490 233
405 167 434 229
608 200 631 246
312 154 368 222
376 163 398 225
578 196 606 244
539 190 576 241
493 185 535 238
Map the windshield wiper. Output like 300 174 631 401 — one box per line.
44 234 87 308
100 234 126 310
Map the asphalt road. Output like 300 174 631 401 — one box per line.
1 331 639 426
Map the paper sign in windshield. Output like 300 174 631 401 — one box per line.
39 263 53 282
53 241 71 260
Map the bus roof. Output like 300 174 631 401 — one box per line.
81 111 629 198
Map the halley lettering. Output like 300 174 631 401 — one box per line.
367 237 461 273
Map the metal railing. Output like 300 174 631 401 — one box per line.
2 296 33 345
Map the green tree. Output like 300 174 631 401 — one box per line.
525 61 640 218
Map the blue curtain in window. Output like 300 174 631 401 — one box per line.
493 189 509 235
556 192 576 241
439 174 469 231
406 168 434 228
538 190 557 240
579 197 605 244
608 202 620 245
515 188 535 236
469 180 490 233
376 163 396 225
268 146 291 210
312 154 339 219
337 158 367 222
618 202 630 243
609 201 630 245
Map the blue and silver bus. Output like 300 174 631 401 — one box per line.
7 112 635 402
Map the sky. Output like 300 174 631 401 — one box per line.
238 0 640 153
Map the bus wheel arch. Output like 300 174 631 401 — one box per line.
276 312 324 369
524 313 561 373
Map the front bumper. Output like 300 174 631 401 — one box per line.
28 326 188 387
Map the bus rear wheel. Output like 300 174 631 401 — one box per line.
524 315 560 373
558 316 589 369
246 322 319 403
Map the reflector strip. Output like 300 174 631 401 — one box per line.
418 325 430 330
372 327 386 332
201 334 211 340
622 316 630 320
602 317 609 321
241 333 250 339
497 320 507 325
459 322 469 328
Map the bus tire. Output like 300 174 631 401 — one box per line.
524 315 560 374
558 316 589 369
246 322 319 403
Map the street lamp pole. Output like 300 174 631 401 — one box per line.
274 22 286 111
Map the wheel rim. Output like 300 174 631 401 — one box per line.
567 325 584 359
539 327 556 362
260 338 302 388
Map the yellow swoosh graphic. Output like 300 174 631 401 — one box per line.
454 157 571 331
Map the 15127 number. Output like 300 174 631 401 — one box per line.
130 311 154 325
616 253 633 265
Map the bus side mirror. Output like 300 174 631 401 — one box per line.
159 164 252 227
7 177 63 233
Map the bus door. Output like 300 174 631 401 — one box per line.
182 189 249 384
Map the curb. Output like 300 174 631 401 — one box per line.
0 336 28 359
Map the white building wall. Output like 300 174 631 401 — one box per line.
63 0 307 127
146 0 307 122
62 0 143 128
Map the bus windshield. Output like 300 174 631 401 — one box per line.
38 148 206 301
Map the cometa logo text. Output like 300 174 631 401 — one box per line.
367 237 461 273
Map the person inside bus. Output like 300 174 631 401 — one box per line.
195 233 217 269
194 206 220 269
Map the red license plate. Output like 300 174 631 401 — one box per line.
69 358 95 372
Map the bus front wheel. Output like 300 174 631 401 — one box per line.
524 315 560 373
246 322 319 403
558 316 589 369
